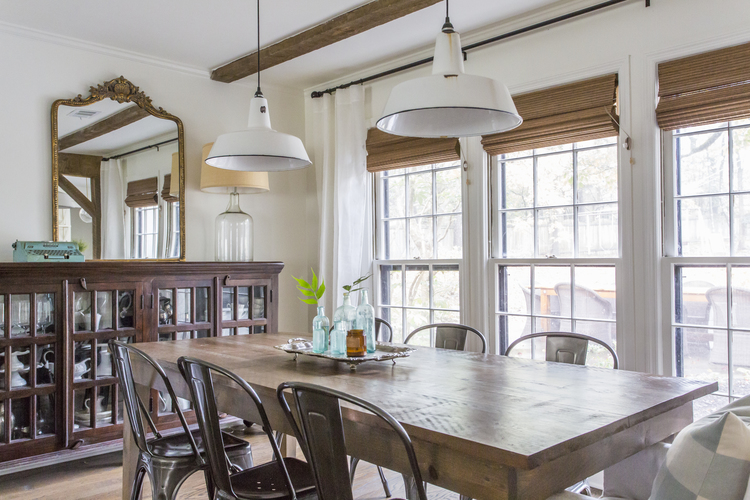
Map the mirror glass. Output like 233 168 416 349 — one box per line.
53 78 184 260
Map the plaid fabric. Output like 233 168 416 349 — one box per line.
650 411 750 500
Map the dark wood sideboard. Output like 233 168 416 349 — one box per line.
0 261 283 464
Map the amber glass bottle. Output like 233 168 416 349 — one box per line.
346 329 366 357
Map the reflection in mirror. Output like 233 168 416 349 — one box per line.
52 77 184 260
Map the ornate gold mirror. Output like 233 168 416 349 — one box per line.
52 77 185 260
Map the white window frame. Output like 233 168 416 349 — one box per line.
131 205 159 259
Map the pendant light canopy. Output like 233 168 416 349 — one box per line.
205 0 311 172
377 1 522 138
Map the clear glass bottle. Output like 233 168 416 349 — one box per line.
215 190 253 262
356 289 376 353
332 293 356 356
312 305 330 354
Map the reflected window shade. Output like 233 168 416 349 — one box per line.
366 128 460 172
161 174 179 203
656 41 750 130
481 74 619 155
124 177 158 208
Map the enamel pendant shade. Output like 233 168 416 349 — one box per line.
377 26 522 138
205 95 311 172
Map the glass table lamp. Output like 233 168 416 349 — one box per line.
200 143 269 261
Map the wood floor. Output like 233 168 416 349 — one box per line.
0 423 458 500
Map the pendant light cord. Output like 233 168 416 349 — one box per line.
255 0 263 97
442 0 454 33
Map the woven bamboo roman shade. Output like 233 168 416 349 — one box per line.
161 174 179 203
481 74 619 155
656 42 750 130
366 128 460 172
124 177 158 208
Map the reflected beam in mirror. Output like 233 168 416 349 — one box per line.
58 105 150 151
58 175 96 218
59 153 101 178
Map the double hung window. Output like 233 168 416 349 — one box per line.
132 206 159 259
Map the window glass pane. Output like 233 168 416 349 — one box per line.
383 220 406 260
405 266 429 308
534 317 572 334
694 394 731 420
195 288 209 323
177 289 191 324
537 207 574 258
578 204 618 257
575 137 617 148
731 267 750 330
222 288 234 321
676 266 726 326
238 287 250 320
679 326 726 395
731 127 750 192
379 265 402 306
500 315 531 347
574 266 616 320
433 266 460 311
406 309 430 346
408 217 434 259
577 147 618 204
383 176 405 218
11 294 31 337
408 172 433 216
499 266 531 315
502 158 533 209
535 144 572 155
677 196 730 256
435 168 461 214
732 194 750 256
436 215 462 259
580 335 617 367
676 131 728 196
676 122 728 134
406 164 431 173
732 119 750 127
502 149 533 160
731 330 750 398
502 210 534 258
535 267 570 318
537 153 573 207
434 310 460 324
36 293 55 335
381 307 403 343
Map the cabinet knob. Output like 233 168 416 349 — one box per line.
79 278 87 290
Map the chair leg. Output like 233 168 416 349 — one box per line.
130 467 146 500
350 456 391 497
377 466 392 497
349 456 359 485
149 462 199 500
226 444 254 470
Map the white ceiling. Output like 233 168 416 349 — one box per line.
0 0 565 89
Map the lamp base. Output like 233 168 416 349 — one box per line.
214 192 254 262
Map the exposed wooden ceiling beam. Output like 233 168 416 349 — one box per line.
58 105 150 151
58 175 96 217
211 0 443 84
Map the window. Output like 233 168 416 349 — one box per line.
375 161 462 343
664 119 750 417
57 208 71 242
492 138 619 359
132 206 159 259
166 201 180 259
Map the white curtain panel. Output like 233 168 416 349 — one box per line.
312 86 372 313
100 159 126 259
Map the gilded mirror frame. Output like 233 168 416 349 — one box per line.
51 76 185 261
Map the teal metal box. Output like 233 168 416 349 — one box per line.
12 241 85 262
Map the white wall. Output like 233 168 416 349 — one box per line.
303 0 750 373
0 28 312 332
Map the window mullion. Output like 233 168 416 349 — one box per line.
533 155 539 258
727 263 733 399
728 127 735 257
570 264 576 333
573 148 579 259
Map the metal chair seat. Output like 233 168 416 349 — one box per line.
149 428 250 459
228 458 317 499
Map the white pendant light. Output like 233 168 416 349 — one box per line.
377 0 522 138
205 0 311 172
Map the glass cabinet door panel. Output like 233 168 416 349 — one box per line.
253 325 266 334
117 291 135 329
177 289 191 324
11 294 31 337
11 398 31 440
73 341 92 380
36 344 55 385
196 288 209 323
195 330 209 338
96 291 113 330
238 287 250 320
221 328 234 336
74 389 91 430
222 288 234 321
97 386 114 427
158 391 174 415
116 388 125 424
74 292 92 332
10 347 31 388
159 333 172 342
37 393 55 436
237 327 250 335
96 344 114 378
253 287 265 319
158 290 174 326
36 293 55 335
0 294 5 337
175 331 190 340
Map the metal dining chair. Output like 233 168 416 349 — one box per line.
375 317 394 342
504 331 619 369
404 323 487 353
277 381 428 500
109 340 252 500
178 356 317 500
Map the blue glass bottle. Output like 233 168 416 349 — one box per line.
312 305 329 354
332 293 356 356
356 289 376 353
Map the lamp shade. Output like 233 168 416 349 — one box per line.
169 152 180 198
200 143 269 194
377 29 522 138
205 96 311 172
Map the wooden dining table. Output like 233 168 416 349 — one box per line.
124 333 717 500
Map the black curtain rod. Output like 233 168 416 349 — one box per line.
102 137 178 161
310 0 634 98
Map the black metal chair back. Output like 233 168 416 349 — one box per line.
404 323 487 353
375 318 393 342
277 381 427 500
505 332 619 369
109 340 200 459
178 356 295 499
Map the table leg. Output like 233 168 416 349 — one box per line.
279 433 297 458
402 474 420 500
122 416 139 500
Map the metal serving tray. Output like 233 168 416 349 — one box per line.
275 338 415 370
